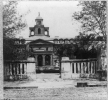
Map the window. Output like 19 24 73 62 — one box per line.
45 31 47 35
38 28 41 34
46 47 48 51
65 39 69 44
31 31 34 35
54 39 58 44
45 55 50 65
59 39 64 44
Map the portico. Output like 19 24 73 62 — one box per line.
35 54 53 67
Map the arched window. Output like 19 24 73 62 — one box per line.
31 31 34 35
45 55 50 65
45 31 47 35
38 28 41 34
37 55 43 66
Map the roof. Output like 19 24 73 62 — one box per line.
36 16 43 20
25 36 53 41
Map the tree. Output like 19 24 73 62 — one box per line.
54 44 75 77
3 1 27 60
73 33 98 59
73 1 106 41
72 1 107 80
3 1 26 38
72 1 107 59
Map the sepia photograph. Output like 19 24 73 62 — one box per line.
2 0 107 100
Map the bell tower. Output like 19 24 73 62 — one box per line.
29 12 50 37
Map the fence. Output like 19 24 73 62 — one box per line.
61 58 98 79
4 60 36 81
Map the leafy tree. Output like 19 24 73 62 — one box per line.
72 1 107 58
73 1 106 41
3 1 27 60
3 1 26 38
73 1 107 79
73 33 98 59
54 44 75 77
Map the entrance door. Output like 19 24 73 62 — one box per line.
37 55 43 66
45 55 50 65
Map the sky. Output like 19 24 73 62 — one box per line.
16 1 82 38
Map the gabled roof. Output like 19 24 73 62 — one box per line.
29 39 54 45
25 36 53 41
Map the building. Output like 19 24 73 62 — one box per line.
4 13 100 81
20 13 74 71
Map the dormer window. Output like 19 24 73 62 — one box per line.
64 39 69 44
54 39 58 44
38 28 41 34
59 39 64 44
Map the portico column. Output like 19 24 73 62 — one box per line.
74 63 76 73
20 63 22 79
43 55 45 66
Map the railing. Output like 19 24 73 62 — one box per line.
4 60 36 81
61 58 98 79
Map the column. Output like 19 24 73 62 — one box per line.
70 62 72 74
83 62 86 73
88 62 90 74
43 55 45 66
77 62 80 73
74 63 76 73
50 55 53 65
29 30 31 37
95 61 97 73
47 30 49 36
80 62 83 74
20 63 22 79
93 61 95 73
25 63 27 75
71 63 73 73
94 61 96 74
23 63 26 78
91 62 93 74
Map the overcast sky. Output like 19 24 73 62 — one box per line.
16 1 82 38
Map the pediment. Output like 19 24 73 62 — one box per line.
29 39 53 44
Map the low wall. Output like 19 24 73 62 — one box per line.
61 58 98 79
4 60 36 81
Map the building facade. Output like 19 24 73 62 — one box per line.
4 13 102 81
24 14 58 71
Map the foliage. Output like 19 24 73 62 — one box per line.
72 1 107 64
3 1 27 60
54 44 75 59
3 1 26 38
3 38 27 60
73 33 98 59
73 1 107 41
